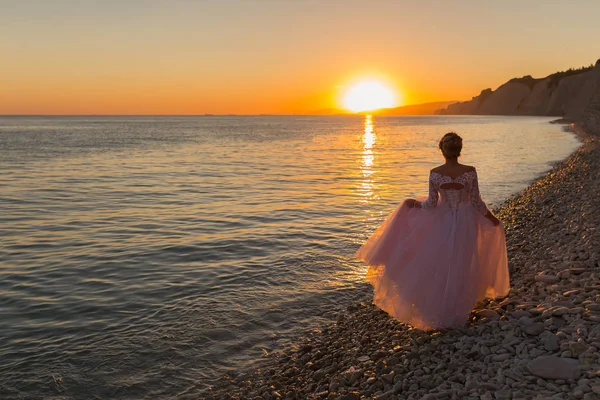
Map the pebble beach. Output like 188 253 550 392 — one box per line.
206 123 600 400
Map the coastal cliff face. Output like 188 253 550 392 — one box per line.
439 60 600 123
581 63 600 135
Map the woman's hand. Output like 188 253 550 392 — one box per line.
406 199 422 209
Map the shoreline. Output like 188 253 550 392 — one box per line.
207 124 599 400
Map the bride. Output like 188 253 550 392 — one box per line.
356 132 510 330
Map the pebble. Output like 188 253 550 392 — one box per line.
495 390 512 400
536 275 560 283
528 356 582 380
465 379 478 390
492 354 511 362
522 322 545 336
339 392 360 400
571 341 589 357
543 335 560 351
477 309 500 320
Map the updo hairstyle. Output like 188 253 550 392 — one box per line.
438 132 463 159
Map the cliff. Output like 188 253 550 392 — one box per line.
581 64 600 135
438 60 600 124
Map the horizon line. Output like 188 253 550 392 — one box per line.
0 113 466 117
0 101 463 118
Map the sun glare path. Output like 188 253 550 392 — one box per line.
362 115 375 172
343 81 396 112
360 115 377 202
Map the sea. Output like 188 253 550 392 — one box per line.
0 115 581 399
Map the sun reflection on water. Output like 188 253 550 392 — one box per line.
360 115 378 202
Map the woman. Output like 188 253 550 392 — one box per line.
356 132 509 330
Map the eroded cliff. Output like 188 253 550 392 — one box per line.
439 60 600 123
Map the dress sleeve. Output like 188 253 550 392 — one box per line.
470 169 490 216
420 173 439 209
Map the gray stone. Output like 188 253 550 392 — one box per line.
512 310 532 318
535 275 559 283
465 379 478 390
495 390 512 400
477 309 500 320
339 392 360 400
570 341 589 357
561 350 573 358
543 336 560 351
481 382 499 391
577 384 592 393
523 322 545 336
552 307 570 316
329 379 340 392
314 369 326 381
528 356 582 380
343 369 361 385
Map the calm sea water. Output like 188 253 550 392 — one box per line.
0 115 580 399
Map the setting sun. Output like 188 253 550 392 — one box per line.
342 80 397 113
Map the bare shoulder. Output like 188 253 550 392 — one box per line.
430 165 445 173
461 165 477 173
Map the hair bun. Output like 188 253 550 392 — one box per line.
439 132 463 159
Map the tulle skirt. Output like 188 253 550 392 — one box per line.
356 200 509 330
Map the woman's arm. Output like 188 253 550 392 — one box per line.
407 173 437 209
470 169 500 226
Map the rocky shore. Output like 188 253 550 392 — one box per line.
206 125 599 400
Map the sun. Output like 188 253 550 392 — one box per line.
342 80 397 112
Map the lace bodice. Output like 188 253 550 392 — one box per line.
420 169 489 215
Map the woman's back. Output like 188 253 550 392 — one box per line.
431 163 474 179
422 166 489 215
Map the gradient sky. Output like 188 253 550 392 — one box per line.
2 0 600 115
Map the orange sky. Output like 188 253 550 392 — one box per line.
2 1 600 115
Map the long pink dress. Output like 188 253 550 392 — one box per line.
356 169 509 330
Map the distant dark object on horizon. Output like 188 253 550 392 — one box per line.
366 101 458 116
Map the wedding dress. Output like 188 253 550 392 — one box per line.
356 169 509 330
